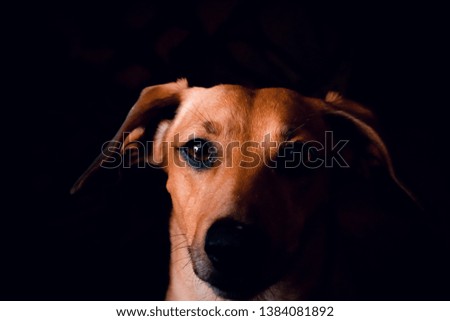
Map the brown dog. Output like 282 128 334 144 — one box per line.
72 79 414 300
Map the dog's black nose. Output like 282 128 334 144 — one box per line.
205 219 267 273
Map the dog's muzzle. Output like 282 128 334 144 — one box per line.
205 219 267 273
196 218 275 299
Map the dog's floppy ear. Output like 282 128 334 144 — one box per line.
70 79 188 194
324 92 415 202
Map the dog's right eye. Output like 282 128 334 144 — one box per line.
180 139 218 169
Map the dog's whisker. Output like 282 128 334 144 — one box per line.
171 245 189 254
170 242 187 251
170 241 189 251
172 255 191 266
171 239 188 248
169 233 187 238
181 258 192 271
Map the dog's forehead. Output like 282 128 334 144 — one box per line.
171 85 325 141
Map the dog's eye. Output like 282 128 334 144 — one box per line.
276 141 319 172
180 139 218 169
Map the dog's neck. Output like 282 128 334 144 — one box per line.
165 214 328 301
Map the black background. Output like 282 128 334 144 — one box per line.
4 1 449 299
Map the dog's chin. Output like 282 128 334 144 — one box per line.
215 273 270 299
209 285 259 300
193 261 285 300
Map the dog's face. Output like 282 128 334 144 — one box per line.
158 85 331 298
72 80 410 299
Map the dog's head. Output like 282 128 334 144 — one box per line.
72 80 413 299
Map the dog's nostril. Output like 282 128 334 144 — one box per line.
205 219 266 273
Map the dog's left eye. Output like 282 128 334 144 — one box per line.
180 139 218 169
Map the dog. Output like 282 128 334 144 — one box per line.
71 79 417 300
